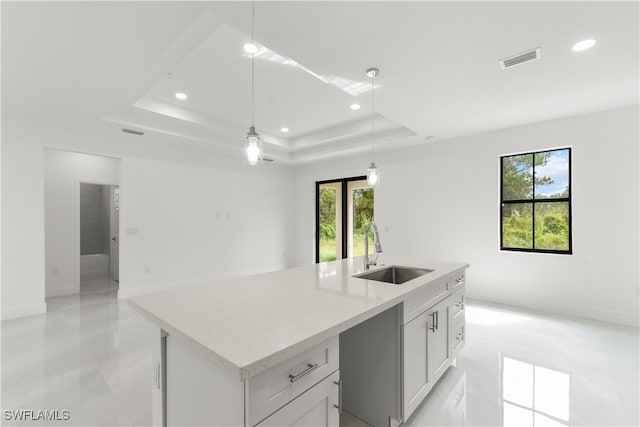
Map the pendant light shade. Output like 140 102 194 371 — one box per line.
367 162 379 186
245 0 262 165
245 126 262 165
366 67 379 185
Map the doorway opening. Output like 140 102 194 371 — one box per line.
315 176 375 263
79 183 119 295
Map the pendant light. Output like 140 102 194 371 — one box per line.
245 0 262 165
366 67 379 185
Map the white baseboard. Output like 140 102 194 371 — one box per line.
46 284 79 298
80 270 110 280
1 302 47 320
467 295 639 328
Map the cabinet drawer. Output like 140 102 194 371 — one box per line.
247 336 339 426
450 271 465 292
255 370 340 427
403 278 449 324
451 319 465 357
450 289 465 324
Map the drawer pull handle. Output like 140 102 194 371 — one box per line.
455 302 464 309
456 333 464 341
455 278 464 284
333 379 343 413
429 312 436 332
154 362 161 389
289 363 319 383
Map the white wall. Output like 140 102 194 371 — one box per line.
44 149 120 297
293 105 640 326
1 138 47 318
1 113 293 318
3 106 637 324
118 156 292 298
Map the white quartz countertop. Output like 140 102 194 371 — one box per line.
128 256 468 380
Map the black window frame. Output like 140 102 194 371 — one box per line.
500 147 572 255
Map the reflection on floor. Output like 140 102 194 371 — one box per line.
79 276 119 297
2 296 638 426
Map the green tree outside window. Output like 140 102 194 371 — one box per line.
501 148 571 253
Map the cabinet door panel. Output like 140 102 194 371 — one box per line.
403 312 429 419
256 370 340 427
428 300 451 384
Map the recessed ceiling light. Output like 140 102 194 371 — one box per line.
572 39 596 52
175 92 187 100
281 127 289 133
244 43 258 54
350 104 361 110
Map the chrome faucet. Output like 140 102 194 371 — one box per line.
364 222 383 270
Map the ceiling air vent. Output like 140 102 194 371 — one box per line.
500 48 541 70
121 128 144 136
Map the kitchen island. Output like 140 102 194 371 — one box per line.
129 256 469 427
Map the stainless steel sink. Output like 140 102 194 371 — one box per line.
354 265 434 285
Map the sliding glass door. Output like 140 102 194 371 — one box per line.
316 177 374 263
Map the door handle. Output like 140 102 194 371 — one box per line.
429 312 436 332
154 362 161 389
111 236 117 241
333 379 342 413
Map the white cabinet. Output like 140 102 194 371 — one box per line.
247 336 339 425
449 288 466 358
427 297 451 384
403 297 451 420
403 310 430 419
342 268 467 425
256 370 340 427
403 276 449 324
148 266 467 427
160 333 339 427
150 328 165 427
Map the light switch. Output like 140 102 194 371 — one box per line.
126 227 138 235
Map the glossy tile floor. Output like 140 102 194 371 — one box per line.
2 286 638 426
2 277 154 426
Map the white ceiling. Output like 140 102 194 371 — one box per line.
3 1 638 164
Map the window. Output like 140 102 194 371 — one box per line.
500 148 571 254
316 177 374 263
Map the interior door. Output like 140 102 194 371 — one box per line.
110 187 120 282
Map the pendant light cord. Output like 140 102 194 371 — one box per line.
371 72 375 162
251 0 255 127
